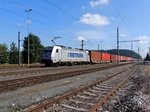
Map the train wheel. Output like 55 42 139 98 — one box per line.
45 63 51 67
67 62 72 66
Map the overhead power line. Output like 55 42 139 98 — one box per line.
110 2 133 37
63 0 81 13
0 7 25 18
11 0 68 28
0 6 71 34
44 0 78 20
7 0 80 39
0 1 84 48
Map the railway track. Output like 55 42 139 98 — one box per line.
0 63 132 93
23 63 140 112
0 63 115 77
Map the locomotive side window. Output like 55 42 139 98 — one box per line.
68 52 83 58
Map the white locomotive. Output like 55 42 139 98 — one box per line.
41 45 90 66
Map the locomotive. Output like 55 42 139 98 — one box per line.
41 45 89 66
41 45 134 66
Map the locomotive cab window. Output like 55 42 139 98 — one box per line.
56 49 59 53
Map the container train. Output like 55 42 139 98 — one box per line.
41 45 135 66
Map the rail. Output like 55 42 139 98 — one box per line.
24 63 140 112
0 63 132 93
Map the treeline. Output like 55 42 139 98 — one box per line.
0 33 44 64
0 33 142 64
106 49 142 59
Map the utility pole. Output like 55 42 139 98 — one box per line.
100 41 103 62
131 43 133 51
100 41 103 51
98 43 101 62
98 41 103 50
117 27 119 64
138 47 140 56
25 8 32 68
131 43 133 59
138 41 140 60
18 32 21 65
81 40 84 49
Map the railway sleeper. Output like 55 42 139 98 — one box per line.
96 85 115 89
0 86 8 92
83 91 97 97
72 96 100 106
61 103 88 112
63 99 92 109
20 64 138 111
62 102 91 111
69 99 94 106
95 87 112 91
88 88 101 93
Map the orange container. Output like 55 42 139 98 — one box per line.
90 51 101 62
111 54 117 62
102 53 110 61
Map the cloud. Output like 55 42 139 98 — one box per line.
77 36 86 41
76 30 105 41
137 35 150 58
138 35 150 44
139 46 149 58
80 13 109 27
90 0 110 7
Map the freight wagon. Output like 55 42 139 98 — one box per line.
89 51 101 63
102 53 111 62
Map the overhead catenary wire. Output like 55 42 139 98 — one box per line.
0 7 25 18
1 0 125 50
110 1 133 38
5 0 82 45
109 1 142 57
116 0 139 37
43 0 79 20
0 6 76 39
0 1 97 49
10 0 69 28
63 0 81 14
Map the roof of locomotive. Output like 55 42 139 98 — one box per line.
45 45 87 52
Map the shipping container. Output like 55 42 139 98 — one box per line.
102 53 111 61
120 56 124 61
110 54 117 62
89 51 101 63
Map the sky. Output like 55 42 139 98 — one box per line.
0 0 150 58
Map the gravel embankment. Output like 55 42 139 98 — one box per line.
0 64 133 111
101 65 150 112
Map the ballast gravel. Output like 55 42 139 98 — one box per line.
0 64 133 111
100 65 150 112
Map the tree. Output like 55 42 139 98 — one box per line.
9 42 18 64
145 53 150 61
0 44 9 64
22 33 44 63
